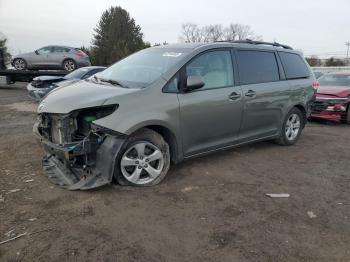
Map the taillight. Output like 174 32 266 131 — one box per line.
74 50 86 57
312 80 319 90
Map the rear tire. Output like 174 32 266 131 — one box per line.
13 58 27 70
62 59 76 71
275 107 304 146
345 105 350 124
114 128 170 186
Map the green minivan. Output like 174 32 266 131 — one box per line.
34 40 316 190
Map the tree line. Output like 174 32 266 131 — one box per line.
0 6 150 66
1 5 264 67
3 5 347 68
179 23 261 43
306 56 348 67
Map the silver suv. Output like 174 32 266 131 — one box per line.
11 45 91 71
34 41 316 190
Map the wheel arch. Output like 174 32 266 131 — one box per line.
283 103 307 129
12 57 27 67
129 124 180 164
62 58 77 69
293 103 307 128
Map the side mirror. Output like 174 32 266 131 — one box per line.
35 50 39 55
186 75 205 91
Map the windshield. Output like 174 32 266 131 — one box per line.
318 73 350 87
96 48 188 88
64 68 89 80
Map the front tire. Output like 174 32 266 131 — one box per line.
275 107 304 146
13 58 27 70
62 59 76 71
114 128 170 186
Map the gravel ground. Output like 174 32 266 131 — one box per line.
0 84 349 262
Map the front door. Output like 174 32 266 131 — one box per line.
31 46 52 68
178 50 244 157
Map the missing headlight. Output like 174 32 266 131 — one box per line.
75 105 118 137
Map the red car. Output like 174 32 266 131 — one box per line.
311 71 350 123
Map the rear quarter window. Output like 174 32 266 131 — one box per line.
278 52 310 79
236 50 279 85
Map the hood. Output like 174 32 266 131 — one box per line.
33 75 65 82
317 85 350 98
55 79 80 88
38 80 138 114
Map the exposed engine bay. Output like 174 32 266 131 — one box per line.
34 105 126 190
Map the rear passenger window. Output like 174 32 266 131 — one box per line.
278 52 310 79
237 50 279 85
53 46 70 53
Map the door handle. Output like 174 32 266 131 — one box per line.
245 90 256 98
229 92 241 100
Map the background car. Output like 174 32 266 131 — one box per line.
313 70 325 79
27 66 106 101
311 71 350 123
11 45 91 71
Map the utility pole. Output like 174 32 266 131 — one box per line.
346 42 350 65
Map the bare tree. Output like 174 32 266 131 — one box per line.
180 23 202 43
224 23 261 41
180 23 262 43
202 24 224 42
223 24 239 41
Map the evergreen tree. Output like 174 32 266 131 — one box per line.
80 45 91 57
91 6 149 66
0 34 11 65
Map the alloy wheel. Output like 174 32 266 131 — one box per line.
285 113 301 141
63 60 76 71
14 59 26 70
120 142 164 185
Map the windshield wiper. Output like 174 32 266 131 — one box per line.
98 77 128 88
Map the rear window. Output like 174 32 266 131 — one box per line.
279 52 310 79
236 50 279 85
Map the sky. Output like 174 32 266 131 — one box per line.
0 0 349 58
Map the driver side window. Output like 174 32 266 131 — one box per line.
37 46 52 55
186 50 234 90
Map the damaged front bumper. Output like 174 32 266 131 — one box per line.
310 97 349 122
34 120 126 190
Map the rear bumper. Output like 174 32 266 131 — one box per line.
33 120 125 190
76 59 91 67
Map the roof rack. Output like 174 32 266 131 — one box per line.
216 39 293 50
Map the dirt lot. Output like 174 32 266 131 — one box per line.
0 83 349 262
